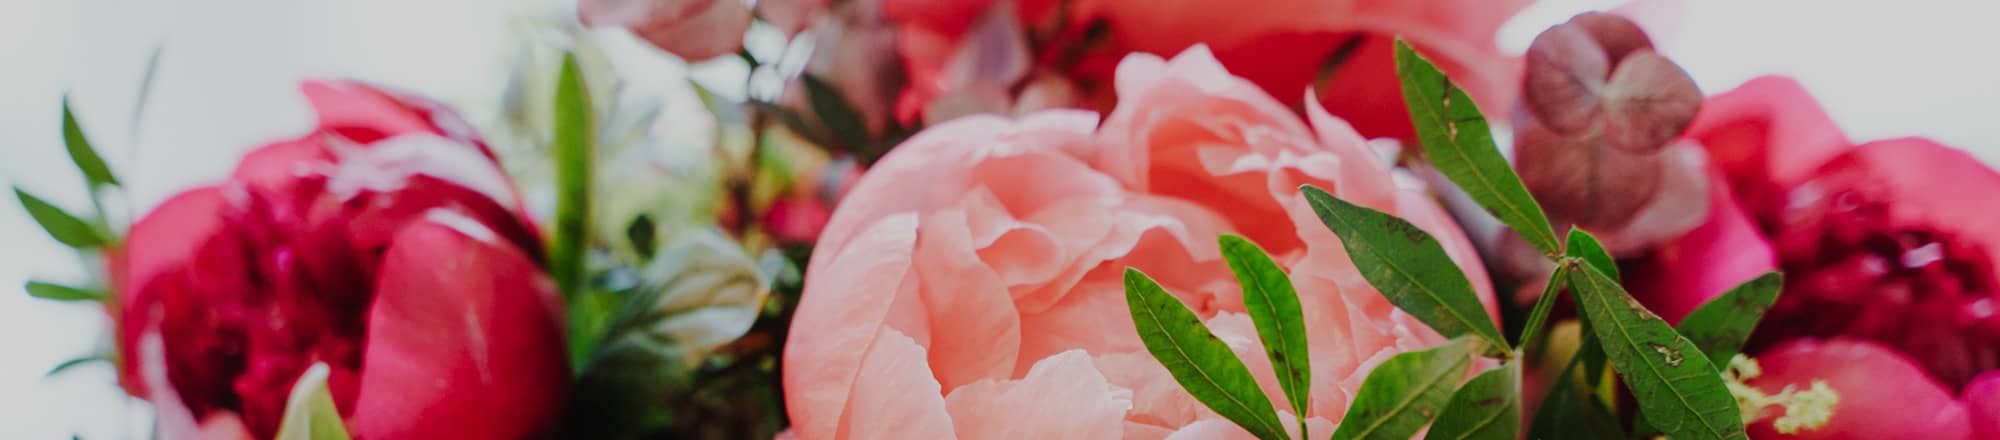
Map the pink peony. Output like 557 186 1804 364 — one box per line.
1626 76 2000 438
114 81 569 439
782 47 1494 439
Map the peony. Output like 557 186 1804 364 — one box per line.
884 0 1530 140
114 81 570 439
1625 76 2000 438
782 47 1494 439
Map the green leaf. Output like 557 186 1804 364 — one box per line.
1300 185 1507 352
1329 337 1477 440
45 354 109 378
16 188 106 248
1516 265 1567 355
62 97 119 188
1526 354 1622 440
1563 228 1618 280
800 74 871 153
1563 230 1615 382
24 281 105 302
1564 255 1747 440
274 363 353 440
552 52 598 367
1424 361 1521 440
1676 272 1784 365
1125 268 1289 440
1219 234 1312 430
1393 39 1558 256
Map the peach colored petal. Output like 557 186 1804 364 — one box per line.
943 350 1132 439
809 111 1099 278
915 205 1024 391
838 328 958 439
785 214 922 439
1094 352 1203 429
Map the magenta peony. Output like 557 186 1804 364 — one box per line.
114 81 569 439
1627 76 2000 438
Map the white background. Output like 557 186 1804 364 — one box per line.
2 0 1996 437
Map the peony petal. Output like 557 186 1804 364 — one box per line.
1965 371 2000 438
1094 352 1203 430
915 206 1024 391
301 81 438 142
785 213 922 439
837 328 958 439
1625 169 1779 324
1683 76 1850 192
943 350 1131 440
1748 339 1971 439
349 216 569 439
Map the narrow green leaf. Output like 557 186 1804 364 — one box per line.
1563 228 1618 280
1329 337 1477 440
1219 234 1312 429
25 281 105 302
800 74 870 152
1677 272 1784 365
1516 265 1568 355
62 97 119 188
553 52 599 369
45 354 109 378
1424 361 1521 440
551 52 594 298
1125 268 1289 440
1393 39 1558 256
16 188 105 248
1563 230 1615 382
1301 185 1507 351
1564 256 1747 440
274 363 353 440
1526 353 1622 440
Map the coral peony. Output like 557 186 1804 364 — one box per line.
783 47 1494 439
115 81 569 439
1625 76 2000 438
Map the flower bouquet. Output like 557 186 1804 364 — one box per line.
13 0 2000 439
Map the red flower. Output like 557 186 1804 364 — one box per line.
884 0 1530 139
1627 76 2000 438
115 81 569 439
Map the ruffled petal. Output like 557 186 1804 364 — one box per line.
943 350 1131 439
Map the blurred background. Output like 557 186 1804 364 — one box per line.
2 0 1994 437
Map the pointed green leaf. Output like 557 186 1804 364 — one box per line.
25 281 105 302
16 188 106 248
1564 255 1746 440
1330 337 1477 440
1393 39 1557 256
1301 185 1507 351
1564 228 1618 280
552 52 599 369
1219 234 1312 428
62 97 119 188
1676 272 1783 365
275 363 352 440
800 74 871 153
1516 265 1568 355
1125 268 1289 440
1563 230 1615 381
45 354 109 378
1424 361 1521 440
1527 354 1622 440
